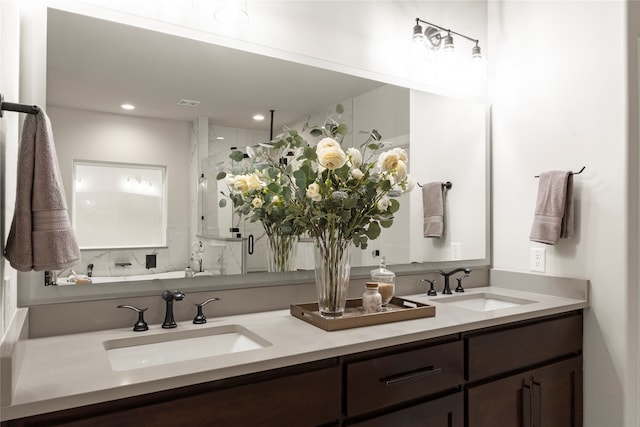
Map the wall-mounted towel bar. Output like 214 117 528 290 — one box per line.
417 181 453 189
534 166 585 178
0 93 39 117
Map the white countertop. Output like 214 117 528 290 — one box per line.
2 285 588 421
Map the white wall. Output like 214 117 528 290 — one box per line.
48 105 192 274
488 1 631 425
0 1 20 335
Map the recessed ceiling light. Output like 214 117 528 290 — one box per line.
216 136 225 140
121 103 135 110
177 99 200 107
253 114 265 121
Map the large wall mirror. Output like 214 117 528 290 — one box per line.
44 8 489 291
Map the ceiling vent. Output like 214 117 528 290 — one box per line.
176 99 200 107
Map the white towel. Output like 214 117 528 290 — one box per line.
529 171 574 245
422 182 444 238
4 108 80 271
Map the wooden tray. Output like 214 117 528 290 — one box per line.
290 297 436 331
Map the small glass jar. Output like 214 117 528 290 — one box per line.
370 256 395 309
362 282 382 314
185 266 194 278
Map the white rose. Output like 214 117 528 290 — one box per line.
377 150 400 172
395 160 407 181
317 144 347 170
346 147 363 169
232 175 249 193
392 147 408 162
251 197 263 208
316 137 341 153
350 168 364 180
246 173 263 191
306 183 322 202
377 196 390 211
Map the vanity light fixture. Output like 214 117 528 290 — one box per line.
412 18 482 62
121 103 135 110
253 114 265 121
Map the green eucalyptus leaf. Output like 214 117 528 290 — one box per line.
379 179 392 192
380 219 394 228
343 198 357 209
282 186 293 202
303 146 317 160
366 221 381 240
389 198 400 213
310 128 323 137
335 103 345 115
267 182 282 193
229 150 245 162
216 171 227 180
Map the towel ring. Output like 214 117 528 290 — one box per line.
535 166 585 178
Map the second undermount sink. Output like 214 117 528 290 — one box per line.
430 292 536 312
104 324 271 371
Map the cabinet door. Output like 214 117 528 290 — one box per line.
467 356 582 427
348 392 463 427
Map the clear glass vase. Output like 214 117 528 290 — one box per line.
266 232 298 272
313 237 352 318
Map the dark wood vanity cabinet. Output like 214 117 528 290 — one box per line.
2 311 582 427
465 311 583 427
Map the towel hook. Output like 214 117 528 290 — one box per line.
417 181 452 189
534 166 585 178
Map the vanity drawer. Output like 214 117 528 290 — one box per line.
345 340 463 417
466 311 583 382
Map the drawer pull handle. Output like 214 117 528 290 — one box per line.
384 367 442 387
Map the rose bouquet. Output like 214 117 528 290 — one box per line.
217 147 303 272
191 240 205 272
268 105 414 316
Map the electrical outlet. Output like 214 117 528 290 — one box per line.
451 243 462 260
530 247 546 272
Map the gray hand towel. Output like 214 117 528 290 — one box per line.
4 108 80 271
529 171 574 245
423 182 444 238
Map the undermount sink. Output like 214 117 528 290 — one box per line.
104 324 271 371
430 292 536 312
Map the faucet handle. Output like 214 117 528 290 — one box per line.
420 279 438 296
455 274 470 293
193 298 221 324
117 305 149 332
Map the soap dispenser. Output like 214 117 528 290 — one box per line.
370 256 395 310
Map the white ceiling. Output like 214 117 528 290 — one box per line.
46 9 385 132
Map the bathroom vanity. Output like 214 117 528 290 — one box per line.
0 276 587 427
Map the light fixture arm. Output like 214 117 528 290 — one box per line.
415 18 479 46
